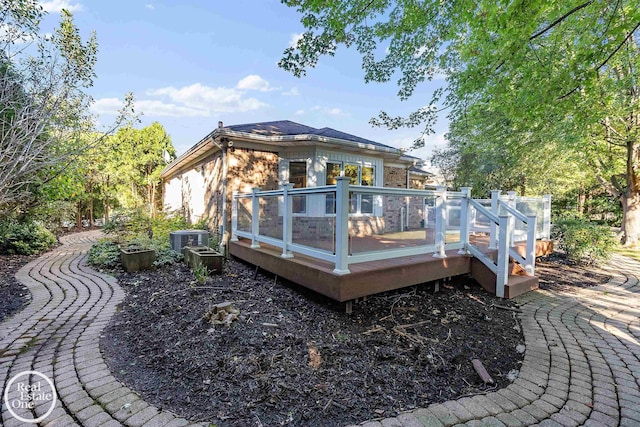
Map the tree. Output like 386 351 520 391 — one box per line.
0 2 131 214
109 122 176 217
280 0 640 245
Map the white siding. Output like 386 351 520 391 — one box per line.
164 177 183 213
182 167 205 222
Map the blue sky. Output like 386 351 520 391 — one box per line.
38 0 449 162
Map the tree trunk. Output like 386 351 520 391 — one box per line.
76 204 82 228
622 193 640 246
89 199 94 227
104 198 110 223
577 187 586 215
150 183 156 218
622 137 640 246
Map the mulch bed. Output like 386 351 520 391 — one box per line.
0 254 37 322
101 259 526 426
535 254 611 292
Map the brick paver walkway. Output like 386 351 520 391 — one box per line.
1 230 639 426
1 231 203 427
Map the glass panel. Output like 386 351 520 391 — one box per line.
237 197 252 232
326 162 341 185
289 161 306 213
325 162 340 214
258 195 282 239
344 165 359 213
289 161 307 188
344 164 359 184
292 195 336 253
361 166 374 186
360 166 374 214
361 194 373 214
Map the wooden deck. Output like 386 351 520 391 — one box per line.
229 236 552 302
229 238 471 302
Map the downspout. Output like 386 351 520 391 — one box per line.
220 142 229 253
213 121 228 254
405 165 412 230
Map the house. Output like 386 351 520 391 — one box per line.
162 120 552 304
161 120 435 249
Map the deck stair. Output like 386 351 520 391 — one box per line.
471 256 540 299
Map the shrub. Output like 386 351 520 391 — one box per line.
0 219 57 255
99 210 206 268
88 239 121 268
552 217 617 264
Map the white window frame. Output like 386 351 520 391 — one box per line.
281 158 310 216
324 161 376 216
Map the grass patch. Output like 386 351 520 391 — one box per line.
614 247 640 262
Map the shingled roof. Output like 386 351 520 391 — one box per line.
225 120 397 151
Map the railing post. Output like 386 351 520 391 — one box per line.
525 215 537 275
507 191 517 247
458 187 472 254
230 191 239 242
543 194 552 239
489 190 500 249
433 186 447 258
250 187 261 248
496 215 511 298
281 183 294 258
333 177 351 274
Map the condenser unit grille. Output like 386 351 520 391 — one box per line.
169 230 210 252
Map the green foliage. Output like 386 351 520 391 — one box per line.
103 208 198 242
0 218 56 255
281 0 640 244
98 209 206 268
552 217 617 265
87 239 120 268
153 248 183 268
192 263 209 284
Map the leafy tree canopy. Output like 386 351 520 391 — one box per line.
281 0 640 244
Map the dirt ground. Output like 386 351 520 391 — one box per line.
0 254 36 322
99 253 609 427
0 249 612 427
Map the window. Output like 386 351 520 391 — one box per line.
324 162 375 215
289 161 307 213
325 162 341 214
344 164 359 213
360 166 374 214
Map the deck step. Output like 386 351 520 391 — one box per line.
470 258 539 299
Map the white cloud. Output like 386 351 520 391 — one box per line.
145 3 155 10
40 0 83 13
288 33 303 48
236 74 278 92
92 97 209 118
148 82 267 113
311 106 349 117
93 81 270 119
283 87 300 96
294 109 304 115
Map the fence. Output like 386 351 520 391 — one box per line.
232 180 551 297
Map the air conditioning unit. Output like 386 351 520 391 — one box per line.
169 230 210 252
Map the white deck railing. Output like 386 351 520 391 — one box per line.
231 180 551 298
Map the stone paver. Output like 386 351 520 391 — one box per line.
0 231 197 427
2 233 640 426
